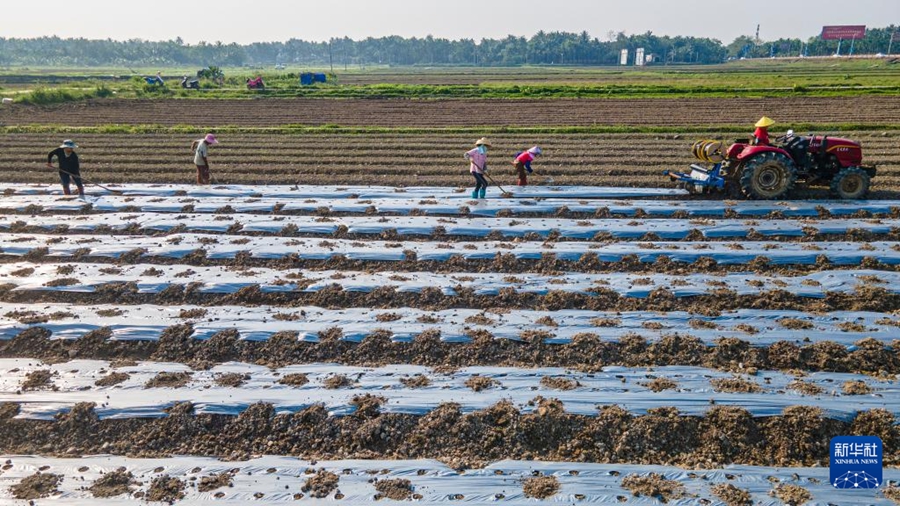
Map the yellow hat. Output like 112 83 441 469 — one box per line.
755 116 776 128
475 137 492 147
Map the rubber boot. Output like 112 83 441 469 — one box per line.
471 189 479 199
478 188 486 199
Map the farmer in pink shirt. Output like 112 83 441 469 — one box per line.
513 146 542 186
464 137 491 199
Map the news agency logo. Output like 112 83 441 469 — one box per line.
830 436 882 490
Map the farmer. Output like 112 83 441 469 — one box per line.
46 140 83 197
513 146 542 186
464 137 491 199
753 116 775 146
191 133 218 185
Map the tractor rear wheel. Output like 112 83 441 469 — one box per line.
830 167 870 199
739 152 797 200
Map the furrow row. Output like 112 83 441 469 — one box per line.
2 456 894 505
3 195 898 218
2 213 898 242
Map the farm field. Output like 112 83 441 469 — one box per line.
2 183 900 504
330 60 900 86
4 95 900 127
3 59 900 101
2 59 900 504
1 131 899 195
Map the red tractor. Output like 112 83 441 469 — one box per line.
666 131 877 200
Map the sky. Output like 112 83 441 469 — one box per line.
3 0 897 44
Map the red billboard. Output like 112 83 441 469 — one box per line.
821 25 867 40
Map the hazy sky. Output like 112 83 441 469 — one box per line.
4 0 897 44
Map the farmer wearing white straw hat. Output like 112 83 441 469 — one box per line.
464 137 491 199
46 139 83 197
513 146 542 186
191 133 218 185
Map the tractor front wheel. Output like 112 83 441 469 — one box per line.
739 153 797 200
830 167 871 200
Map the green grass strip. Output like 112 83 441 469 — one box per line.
7 82 900 104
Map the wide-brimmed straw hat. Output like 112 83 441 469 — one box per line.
527 146 542 155
475 137 492 147
60 140 78 149
205 133 219 145
755 116 776 128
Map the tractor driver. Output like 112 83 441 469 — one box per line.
753 116 775 146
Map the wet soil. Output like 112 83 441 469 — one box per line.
5 218 900 245
0 402 895 470
399 374 431 388
89 469 137 498
146 474 185 503
522 475 559 499
302 470 340 499
884 486 900 504
2 326 897 375
214 373 250 388
10 472 62 500
144 372 192 389
710 376 763 394
711 483 752 506
277 373 309 387
323 374 354 389
641 377 679 392
20 369 57 391
770 484 812 506
373 478 415 500
539 376 580 390
197 472 233 493
2 287 899 323
465 375 499 391
621 472 687 503
5 252 900 277
95 372 130 387
842 380 873 395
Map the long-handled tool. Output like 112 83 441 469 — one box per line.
526 168 554 185
472 161 508 196
483 172 508 195
54 167 123 195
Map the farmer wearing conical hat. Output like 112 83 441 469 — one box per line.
46 140 83 197
753 116 775 146
191 133 219 185
464 137 491 199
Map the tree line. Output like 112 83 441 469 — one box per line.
0 26 896 68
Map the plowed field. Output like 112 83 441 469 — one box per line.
2 131 899 196
2 87 899 504
3 95 900 127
